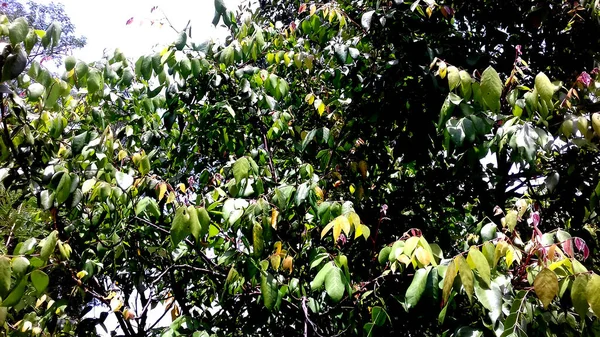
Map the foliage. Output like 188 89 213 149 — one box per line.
0 0 599 336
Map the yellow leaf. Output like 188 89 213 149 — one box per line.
397 254 411 266
123 308 135 320
426 6 432 18
271 254 281 270
118 150 127 161
360 224 370 240
157 183 167 201
305 93 315 105
455 255 474 302
177 183 186 193
347 212 360 228
354 222 363 239
493 241 508 267
170 304 180 321
339 216 351 236
321 221 335 239
438 61 447 79
314 186 324 200
317 102 325 116
273 241 282 256
166 191 176 204
76 271 88 279
310 4 316 16
333 221 342 242
534 268 558 309
282 256 293 273
442 258 457 305
415 246 431 266
35 294 46 308
271 208 279 230
505 248 514 268
110 297 123 312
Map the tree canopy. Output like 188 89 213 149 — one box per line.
0 0 600 336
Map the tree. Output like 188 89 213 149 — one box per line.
0 0 599 336
0 0 86 62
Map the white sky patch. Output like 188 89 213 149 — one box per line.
34 0 241 62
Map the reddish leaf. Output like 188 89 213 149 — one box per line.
563 239 574 258
126 17 134 25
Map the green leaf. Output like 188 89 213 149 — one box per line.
474 282 502 323
30 270 49 295
252 222 264 257
24 30 37 53
480 223 497 241
75 61 89 80
65 56 76 71
11 256 29 276
571 274 589 318
534 268 558 309
55 171 71 205
447 66 460 90
171 206 191 246
138 155 151 175
378 246 391 265
467 247 490 287
295 182 309 206
233 157 250 183
197 207 211 237
456 255 474 302
361 10 375 31
324 266 345 302
8 18 28 45
261 272 278 310
27 82 45 101
371 306 387 326
115 171 133 190
188 206 201 241
40 230 58 262
1 278 26 307
311 261 333 290
215 0 227 14
586 274 600 317
2 45 27 81
505 210 518 232
87 69 102 94
534 72 556 102
174 31 187 50
480 66 502 112
405 267 431 309
0 257 11 298
40 190 54 210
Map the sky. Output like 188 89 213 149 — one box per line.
36 0 243 62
